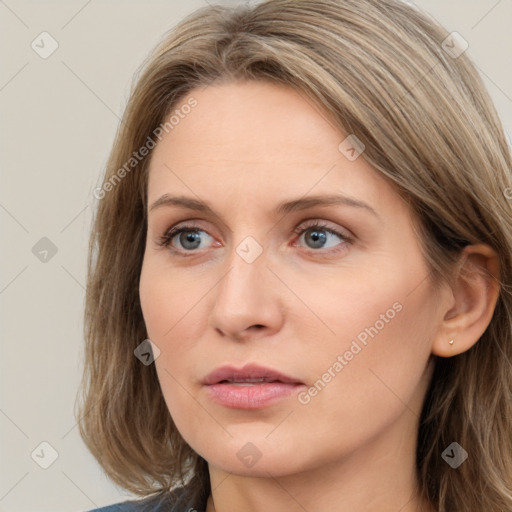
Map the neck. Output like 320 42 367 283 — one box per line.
205 410 435 512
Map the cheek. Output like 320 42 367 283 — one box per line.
139 258 208 344
139 260 212 445
295 268 436 435
283 253 436 404
139 259 214 380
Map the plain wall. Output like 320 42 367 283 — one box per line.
1 1 511 510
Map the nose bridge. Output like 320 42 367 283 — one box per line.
208 235 282 338
217 238 268 310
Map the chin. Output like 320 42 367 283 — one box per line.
206 450 300 478
195 433 313 478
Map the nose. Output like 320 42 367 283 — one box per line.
208 244 284 342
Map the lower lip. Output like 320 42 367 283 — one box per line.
205 382 304 409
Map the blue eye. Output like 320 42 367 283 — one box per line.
159 227 213 251
158 221 351 256
294 223 347 250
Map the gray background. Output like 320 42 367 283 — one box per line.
1 1 511 511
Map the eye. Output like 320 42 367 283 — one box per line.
293 221 351 252
158 224 215 253
157 220 351 256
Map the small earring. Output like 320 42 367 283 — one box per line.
449 339 454 345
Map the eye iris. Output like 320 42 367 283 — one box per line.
170 226 337 251
305 228 327 249
180 231 201 250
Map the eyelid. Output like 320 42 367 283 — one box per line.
157 218 353 255
157 220 213 249
293 219 352 240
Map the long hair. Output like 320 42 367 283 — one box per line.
77 1 512 510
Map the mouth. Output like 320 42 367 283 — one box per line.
203 364 305 409
203 363 304 386
217 378 286 385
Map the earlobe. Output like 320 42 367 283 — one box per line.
431 244 501 358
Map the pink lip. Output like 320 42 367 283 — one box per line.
203 364 305 410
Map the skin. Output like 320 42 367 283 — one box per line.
139 80 500 512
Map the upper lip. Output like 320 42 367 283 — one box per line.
203 364 304 385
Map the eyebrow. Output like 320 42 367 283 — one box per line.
149 193 379 218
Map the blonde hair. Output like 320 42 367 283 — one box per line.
78 0 512 510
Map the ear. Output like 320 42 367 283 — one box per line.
431 244 501 357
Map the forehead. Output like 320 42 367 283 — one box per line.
146 80 402 218
159 81 340 163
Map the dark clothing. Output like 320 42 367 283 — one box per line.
85 484 206 512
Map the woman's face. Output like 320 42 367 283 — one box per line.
139 80 441 477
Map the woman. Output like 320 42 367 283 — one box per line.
79 0 512 511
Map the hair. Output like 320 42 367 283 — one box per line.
77 0 512 510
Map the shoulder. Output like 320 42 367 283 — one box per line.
84 485 203 512
83 497 164 512
84 502 143 512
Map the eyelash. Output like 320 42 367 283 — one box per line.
157 220 352 256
